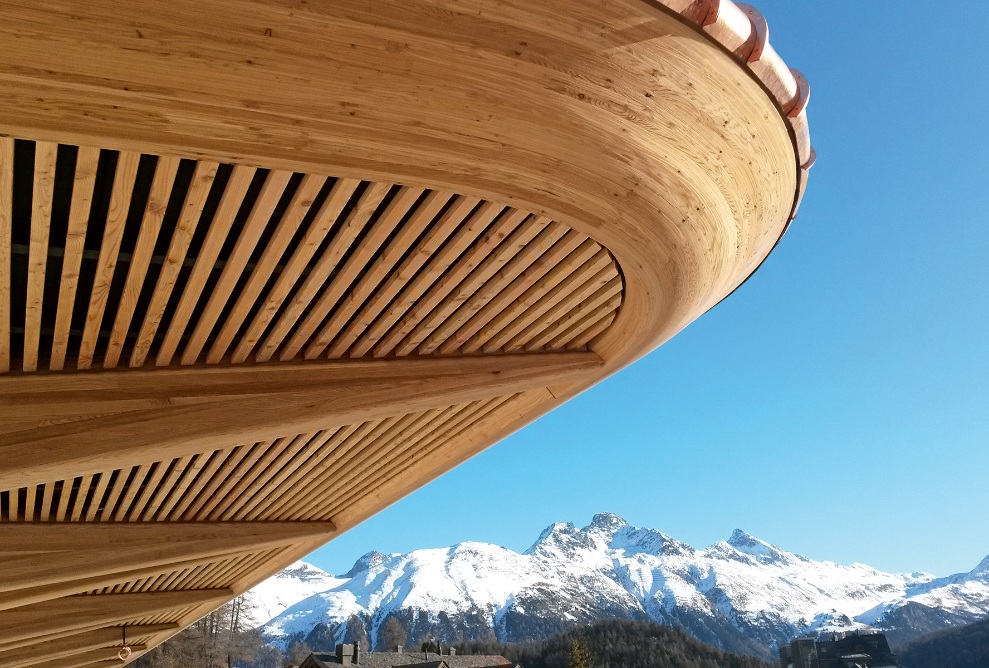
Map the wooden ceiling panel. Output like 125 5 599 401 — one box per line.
0 140 623 375
0 0 810 660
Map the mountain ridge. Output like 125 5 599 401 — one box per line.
248 513 989 657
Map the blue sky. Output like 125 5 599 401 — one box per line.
307 2 989 578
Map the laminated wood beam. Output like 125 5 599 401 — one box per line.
0 521 335 592
0 353 600 489
0 589 231 645
0 625 174 666
13 645 147 668
0 522 334 610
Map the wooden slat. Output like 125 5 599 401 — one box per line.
111 465 152 522
279 186 423 361
206 174 327 363
0 353 600 489
209 436 296 521
278 419 398 519
76 151 142 370
23 483 37 522
565 309 617 350
471 243 608 353
128 462 171 521
38 480 55 521
153 454 211 520
49 146 101 371
288 409 457 520
0 522 335 595
129 160 219 367
0 625 175 668
414 216 564 356
12 644 147 668
10 487 20 522
83 472 112 521
54 477 77 522
101 156 181 369
438 230 584 355
319 397 511 519
23 141 58 372
169 447 230 520
366 200 505 358
156 165 256 366
180 170 293 365
549 295 622 350
96 468 128 522
409 210 541 356
193 441 271 521
184 444 253 520
503 262 619 352
527 280 623 351
138 455 193 521
231 177 360 363
296 411 445 519
256 424 362 519
344 196 482 358
256 180 389 362
227 432 326 520
386 205 532 357
305 190 453 359
0 137 12 373
371 201 515 357
0 589 231 646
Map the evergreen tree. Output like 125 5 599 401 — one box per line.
569 638 592 668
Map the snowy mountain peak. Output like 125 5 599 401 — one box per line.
525 521 594 559
724 529 802 566
587 512 629 533
343 551 388 578
251 514 989 658
970 553 989 577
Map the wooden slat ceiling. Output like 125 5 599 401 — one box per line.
0 139 622 375
0 0 813 663
0 135 620 664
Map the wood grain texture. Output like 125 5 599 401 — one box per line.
0 353 601 489
0 625 174 668
0 0 809 659
23 141 58 372
0 589 231 645
0 138 11 373
76 151 141 370
49 146 101 371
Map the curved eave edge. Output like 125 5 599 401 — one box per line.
641 0 815 309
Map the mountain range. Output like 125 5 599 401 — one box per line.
246 513 989 657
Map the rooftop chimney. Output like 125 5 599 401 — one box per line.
336 644 354 666
449 648 457 656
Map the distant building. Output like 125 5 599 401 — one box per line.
298 644 513 668
778 632 900 668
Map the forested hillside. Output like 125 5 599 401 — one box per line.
899 616 989 668
450 619 774 668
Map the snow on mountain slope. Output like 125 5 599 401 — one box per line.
243 561 345 627
248 514 989 654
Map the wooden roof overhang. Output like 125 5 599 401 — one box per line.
0 0 812 664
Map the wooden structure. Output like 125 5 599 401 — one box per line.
0 0 812 664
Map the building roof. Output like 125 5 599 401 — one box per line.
0 0 811 665
304 652 511 668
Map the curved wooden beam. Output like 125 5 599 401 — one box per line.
0 521 335 596
0 589 231 645
0 353 600 488
13 645 147 668
0 626 171 668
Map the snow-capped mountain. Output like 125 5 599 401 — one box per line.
248 514 989 656
243 561 345 627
